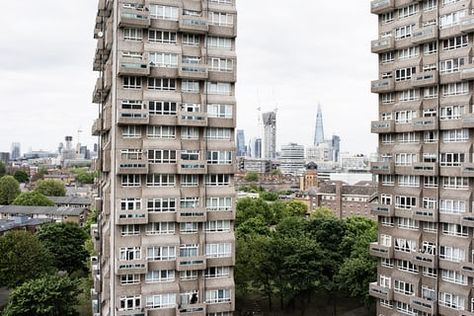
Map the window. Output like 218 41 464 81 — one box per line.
148 78 176 91
424 222 437 233
206 289 231 304
205 220 231 232
397 260 418 273
442 269 467 285
121 175 141 187
380 52 395 63
394 238 416 252
397 217 419 230
442 129 469 142
120 247 141 261
423 0 437 11
440 246 465 262
207 82 231 95
180 222 198 234
182 80 200 93
439 292 465 310
146 174 175 187
395 24 415 40
398 132 417 144
440 199 466 214
205 243 232 258
424 131 438 143
123 76 141 89
205 174 231 186
208 36 232 50
381 12 394 23
148 150 177 164
145 270 175 283
122 100 144 110
398 175 419 187
121 224 140 236
381 134 394 145
123 126 142 138
209 12 233 26
147 198 176 213
146 222 175 235
206 266 230 279
379 274 391 288
398 47 418 60
147 126 176 139
208 104 233 118
398 4 418 19
145 293 176 309
147 246 176 261
440 153 465 166
149 5 179 20
121 274 140 285
440 58 465 73
395 110 416 123
180 244 199 257
424 86 438 99
395 195 417 209
124 28 143 41
442 176 469 190
381 258 394 268
424 41 438 55
181 127 200 139
443 35 468 50
210 58 233 72
380 216 394 227
149 52 178 67
443 223 468 237
206 197 232 211
180 150 200 161
395 153 417 166
182 34 200 46
181 175 199 187
148 30 177 44
180 270 198 280
398 89 418 102
149 101 177 115
441 105 465 120
180 197 200 209
381 93 395 104
119 296 141 311
440 10 466 28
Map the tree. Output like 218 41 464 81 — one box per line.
75 171 96 184
0 175 21 205
35 179 66 196
260 191 279 202
12 191 54 206
0 161 6 178
0 231 53 288
284 200 308 217
37 222 89 273
3 275 80 316
13 170 29 183
244 171 259 182
310 207 336 219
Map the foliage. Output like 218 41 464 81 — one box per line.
12 191 54 206
72 169 97 185
0 175 21 205
35 179 66 196
238 184 262 193
310 207 337 219
0 161 6 178
13 170 29 183
260 191 279 201
31 167 48 182
37 222 89 273
283 200 308 217
244 171 259 182
0 231 54 288
3 275 80 316
271 169 282 176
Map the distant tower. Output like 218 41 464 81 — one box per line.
331 135 341 162
236 130 246 157
262 111 277 159
254 138 262 159
10 142 21 160
314 104 325 146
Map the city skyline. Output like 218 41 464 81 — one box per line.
0 1 378 154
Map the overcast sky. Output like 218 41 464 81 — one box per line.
0 1 378 155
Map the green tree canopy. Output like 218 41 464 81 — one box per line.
3 275 80 316
13 170 29 183
0 175 21 205
0 231 54 288
12 191 55 206
284 200 308 217
244 171 259 182
35 179 66 196
37 222 89 273
0 161 6 178
260 191 279 202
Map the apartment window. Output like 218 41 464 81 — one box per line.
423 197 437 209
121 175 141 187
380 52 395 63
147 198 176 213
440 58 465 73
146 222 175 235
180 222 198 234
397 260 418 273
122 126 142 138
423 243 437 256
119 296 141 311
440 199 466 214
395 24 415 40
443 35 468 50
380 216 394 227
206 104 232 120
182 33 200 46
149 5 179 20
440 153 465 166
440 10 466 28
205 243 232 258
121 149 143 160
147 246 176 261
395 153 417 166
424 86 438 99
145 270 175 283
180 270 198 280
395 110 416 124
395 67 416 81
442 269 467 285
206 197 232 211
120 274 140 285
398 132 417 144
146 174 175 187
381 112 392 120
209 12 233 26
182 80 200 93
121 224 140 237
381 134 394 144
439 292 465 310
398 175 419 187
210 57 233 72
121 198 142 211
423 0 437 11
206 266 230 279
379 274 391 288
395 238 416 252
398 47 418 60
381 12 394 23
149 52 178 67
180 197 200 209
380 175 395 186
147 126 176 139
148 150 177 164
442 129 469 142
443 176 469 190
443 223 468 237
381 93 395 104
381 194 392 206
208 36 232 50
145 293 176 309
148 78 176 91
205 174 231 186
206 289 231 304
182 55 200 65
397 217 419 230
398 4 418 19
148 30 177 44
424 42 438 55
207 82 231 95
180 244 199 257
149 101 177 115
205 220 231 232
380 234 392 247
423 222 437 233
123 28 143 41
395 195 417 209
123 76 141 89
381 258 394 268
120 247 141 261
181 150 200 161
440 246 465 262
181 175 199 187
181 127 200 139
398 89 418 102
441 105 465 120
122 100 144 110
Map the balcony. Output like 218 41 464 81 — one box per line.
411 117 438 131
412 71 438 87
369 242 394 259
412 252 437 269
411 162 438 176
369 282 393 300
176 256 207 271
115 259 147 275
461 163 474 177
461 16 474 33
177 159 207 175
92 118 102 136
118 59 150 76
118 9 150 28
92 77 110 104
370 0 394 14
371 78 394 93
178 63 209 80
179 16 209 34
117 211 148 225
117 310 147 316
370 203 394 216
177 304 206 316
461 214 474 227
370 161 394 174
460 262 474 278
412 208 438 223
371 120 395 133
117 158 148 175
177 111 208 127
411 25 438 45
410 296 437 315
371 37 394 53
117 109 150 125
459 311 474 316
463 114 474 128
177 208 207 223
461 64 474 80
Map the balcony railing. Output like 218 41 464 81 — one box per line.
179 16 209 33
177 208 207 223
370 0 394 14
92 118 102 136
371 36 394 53
410 296 437 315
412 71 438 87
118 9 150 28
118 59 150 76
176 304 206 316
117 109 150 125
117 211 148 225
461 16 474 33
412 208 438 223
369 282 393 300
117 159 149 175
412 162 438 176
176 256 207 271
177 111 208 127
461 64 474 81
370 161 394 174
115 259 147 275
369 242 394 259
412 251 437 269
411 26 438 45
412 117 438 131
371 120 395 133
178 63 209 80
371 78 394 93
463 113 474 128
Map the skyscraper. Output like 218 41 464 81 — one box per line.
313 104 324 146
329 135 340 162
90 1 237 315
279 143 305 175
370 1 474 315
10 142 21 161
262 111 276 159
236 129 246 157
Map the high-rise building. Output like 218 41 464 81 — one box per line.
314 104 324 146
10 143 21 161
262 111 276 159
279 143 305 175
90 1 237 315
329 135 340 162
236 129 246 157
248 137 262 159
369 2 474 315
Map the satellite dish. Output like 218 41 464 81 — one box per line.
98 31 104 38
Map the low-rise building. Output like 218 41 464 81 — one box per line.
0 216 53 235
0 205 88 226
48 196 91 209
